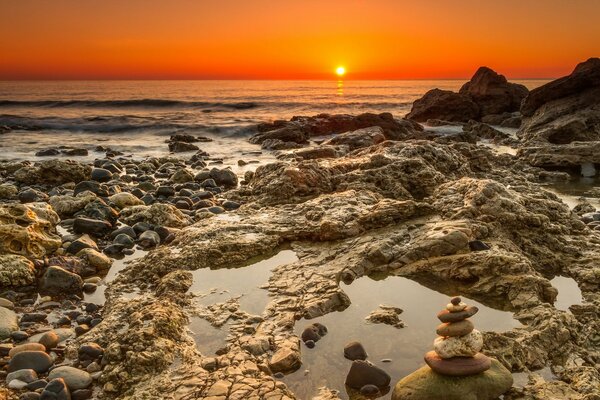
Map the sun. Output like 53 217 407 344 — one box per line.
336 66 346 77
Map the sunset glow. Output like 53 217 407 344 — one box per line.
336 67 346 77
1 0 600 80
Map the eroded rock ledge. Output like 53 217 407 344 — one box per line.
81 140 599 399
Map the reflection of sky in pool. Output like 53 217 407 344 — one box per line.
284 276 521 400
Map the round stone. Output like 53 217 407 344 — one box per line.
8 343 46 358
424 351 491 376
48 366 92 390
436 319 474 337
344 341 368 361
391 358 513 400
8 351 53 373
446 302 467 312
361 384 380 395
434 330 483 359
437 306 478 323
38 331 59 351
450 297 462 306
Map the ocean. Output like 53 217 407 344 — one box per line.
0 80 548 163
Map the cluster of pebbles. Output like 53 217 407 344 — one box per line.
0 136 259 399
425 297 488 376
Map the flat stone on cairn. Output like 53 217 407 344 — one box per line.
391 296 513 400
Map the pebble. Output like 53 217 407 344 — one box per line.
40 377 71 400
21 392 42 400
26 379 48 390
446 302 467 312
90 168 112 182
424 350 491 376
437 305 478 323
11 330 30 341
6 369 38 384
9 343 47 357
138 230 160 248
436 319 474 337
433 329 483 359
345 360 391 389
39 331 60 350
344 341 368 361
48 366 93 390
8 351 53 373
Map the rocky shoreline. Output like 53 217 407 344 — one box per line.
1 59 600 400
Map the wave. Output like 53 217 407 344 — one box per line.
0 114 256 135
0 99 260 110
0 99 413 111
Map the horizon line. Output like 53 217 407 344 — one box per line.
0 77 558 82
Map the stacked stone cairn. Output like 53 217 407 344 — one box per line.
425 296 489 376
391 296 513 400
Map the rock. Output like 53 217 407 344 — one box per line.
366 305 404 328
155 185 175 198
345 360 391 389
73 217 112 237
14 160 91 185
74 181 109 197
436 319 474 337
40 266 84 295
344 341 368 361
138 230 160 248
268 346 301 373
169 141 199 152
208 168 238 188
301 325 321 343
433 330 483 358
62 148 88 156
424 351 491 376
0 255 36 287
90 168 112 182
71 389 92 400
8 351 53 373
38 331 60 350
169 169 195 183
0 203 61 258
76 248 112 271
322 126 386 149
48 366 92 390
113 233 135 248
0 306 18 339
78 343 104 360
119 203 190 228
66 235 98 255
36 148 61 157
459 67 528 116
6 369 38 384
9 379 29 389
0 183 18 199
108 192 144 209
40 378 71 400
49 193 97 218
437 306 478 323
518 58 600 168
20 392 42 400
360 384 380 396
407 89 480 123
391 359 513 400
468 240 490 251
8 343 46 357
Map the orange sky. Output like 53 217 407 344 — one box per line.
1 0 599 80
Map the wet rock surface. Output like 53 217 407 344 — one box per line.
1 72 599 399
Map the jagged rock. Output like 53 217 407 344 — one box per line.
0 203 61 258
407 89 480 122
518 58 600 169
49 192 97 218
459 67 528 116
169 141 199 153
118 203 190 228
14 160 92 185
322 126 386 149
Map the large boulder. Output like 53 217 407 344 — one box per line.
14 159 92 185
459 67 528 116
0 203 61 258
391 359 513 400
407 67 528 123
406 89 480 123
517 58 600 170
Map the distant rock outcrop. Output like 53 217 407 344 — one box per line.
250 112 424 148
517 58 600 172
407 67 528 123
